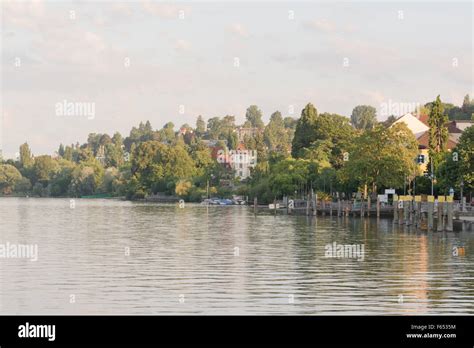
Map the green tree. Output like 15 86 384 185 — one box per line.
105 143 124 168
457 125 474 190
227 131 238 150
264 111 289 153
268 158 310 198
462 94 471 113
159 122 175 143
245 105 264 129
112 132 123 147
0 164 22 194
19 143 34 168
131 141 196 194
64 145 74 161
32 155 59 186
341 123 418 196
49 160 75 197
350 105 377 130
69 159 104 196
196 115 206 134
436 151 460 195
283 117 297 129
207 117 222 140
307 113 355 169
428 95 449 154
291 103 319 157
58 143 65 157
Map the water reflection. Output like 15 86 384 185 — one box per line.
0 198 473 315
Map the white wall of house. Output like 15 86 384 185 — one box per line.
392 113 429 138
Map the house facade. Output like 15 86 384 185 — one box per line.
391 113 472 172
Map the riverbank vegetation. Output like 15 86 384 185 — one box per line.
1 95 473 203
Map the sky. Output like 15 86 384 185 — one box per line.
1 0 472 158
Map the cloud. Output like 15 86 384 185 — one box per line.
363 90 386 105
302 19 336 33
229 23 249 38
2 0 47 30
302 18 357 35
141 1 190 19
175 39 191 52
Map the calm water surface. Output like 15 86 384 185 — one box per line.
0 198 473 315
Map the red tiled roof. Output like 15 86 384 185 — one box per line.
417 130 458 150
418 113 429 126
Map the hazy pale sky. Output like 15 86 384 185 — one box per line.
1 0 472 158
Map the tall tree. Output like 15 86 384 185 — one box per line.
350 105 377 130
112 132 123 147
207 117 222 140
19 142 33 168
245 105 264 129
291 103 319 157
58 144 65 157
341 123 418 196
264 111 289 153
462 94 471 112
196 115 206 134
457 125 474 190
428 95 449 159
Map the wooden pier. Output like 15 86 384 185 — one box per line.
252 195 474 232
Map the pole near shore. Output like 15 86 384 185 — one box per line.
254 197 257 215
427 195 434 230
312 192 317 216
337 199 342 217
408 196 413 226
446 195 453 232
376 196 380 218
403 196 410 225
397 196 403 224
414 195 421 228
393 194 398 224
437 196 445 232
306 193 310 216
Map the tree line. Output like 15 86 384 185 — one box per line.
1 96 473 203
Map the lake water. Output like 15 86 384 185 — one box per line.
0 197 473 315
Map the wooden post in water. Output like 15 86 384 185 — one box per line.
446 195 453 232
427 195 434 230
403 196 410 225
414 195 421 228
437 196 445 231
322 198 326 216
313 192 317 216
273 198 277 216
306 194 310 216
337 199 342 217
360 197 364 217
393 194 399 224
329 198 333 217
408 196 413 226
376 196 380 218
367 196 371 217
254 197 257 215
400 195 404 224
